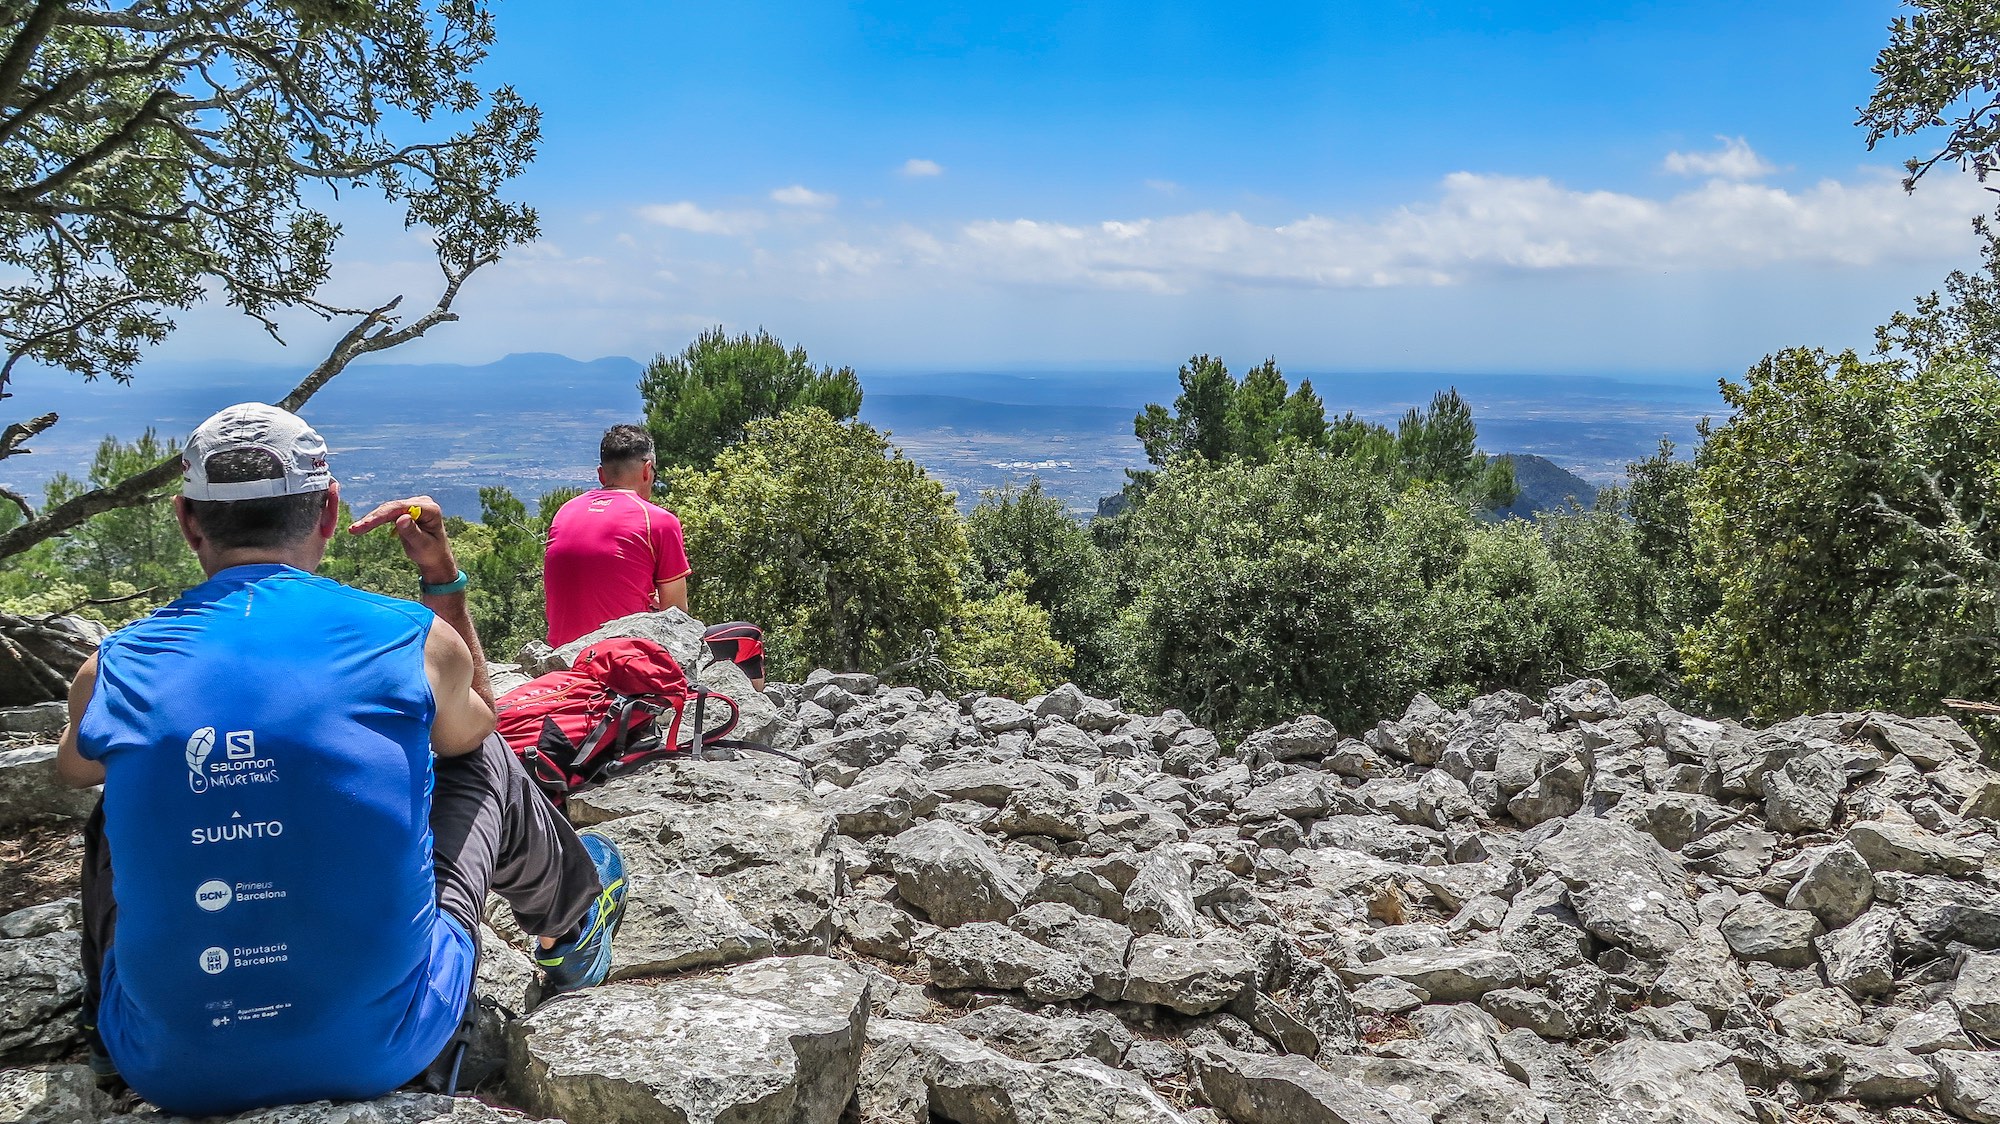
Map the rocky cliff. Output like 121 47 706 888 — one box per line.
4 611 2000 1124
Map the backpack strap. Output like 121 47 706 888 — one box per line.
689 684 741 745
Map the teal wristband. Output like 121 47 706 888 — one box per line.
419 569 469 595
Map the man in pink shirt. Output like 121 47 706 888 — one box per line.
543 425 692 647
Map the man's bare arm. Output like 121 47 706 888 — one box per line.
423 618 494 756
656 576 689 614
55 655 106 788
349 495 494 755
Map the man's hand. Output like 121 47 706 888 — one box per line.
348 495 457 584
348 494 496 745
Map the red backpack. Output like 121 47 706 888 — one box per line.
495 636 740 804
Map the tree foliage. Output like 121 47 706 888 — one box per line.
1132 357 1514 511
965 480 1114 687
0 0 537 389
1134 354 1328 469
1681 348 2000 717
1860 0 2000 188
661 408 966 680
941 574 1072 699
640 327 863 470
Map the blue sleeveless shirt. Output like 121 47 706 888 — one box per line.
78 564 473 1117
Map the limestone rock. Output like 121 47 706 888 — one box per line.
1122 932 1259 1015
1719 899 1822 968
1236 716 1340 768
510 956 868 1124
879 818 1028 926
0 1064 113 1124
586 812 777 977
1123 849 1198 937
858 1019 1188 1124
0 746 98 829
1830 1044 1937 1103
994 786 1100 841
1008 902 1132 1001
142 1092 559 1122
1952 951 2000 1039
1770 987 1863 1040
0 929 82 1064
1337 946 1524 1003
0 896 78 939
1529 816 1699 959
1816 910 1897 998
1762 748 1844 834
1189 1046 1416 1124
948 1006 1129 1065
1588 1040 1758 1124
971 696 1035 735
566 753 812 822
1847 820 1983 877
1783 842 1875 929
924 921 1093 1001
1936 1049 2000 1124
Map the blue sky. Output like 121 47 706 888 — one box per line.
159 0 1995 377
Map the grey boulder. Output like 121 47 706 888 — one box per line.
1936 1049 2000 1124
878 818 1029 926
1122 931 1260 1015
858 1019 1188 1124
509 956 868 1124
0 929 83 1064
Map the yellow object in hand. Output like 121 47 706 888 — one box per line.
407 506 422 523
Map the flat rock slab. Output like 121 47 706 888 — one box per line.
859 1019 1187 1124
1589 1040 1757 1124
1194 1046 1546 1124
510 955 869 1124
567 754 812 825
0 1064 114 1124
1338 946 1523 1003
1846 821 1983 877
1192 1046 1419 1124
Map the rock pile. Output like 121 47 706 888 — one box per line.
5 614 2000 1124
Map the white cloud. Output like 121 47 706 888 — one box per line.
900 158 944 178
1663 136 1776 180
1145 179 1181 194
635 201 765 235
770 184 838 208
788 165 1984 294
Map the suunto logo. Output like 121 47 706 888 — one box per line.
191 814 283 845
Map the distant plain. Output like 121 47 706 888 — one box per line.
4 355 1726 520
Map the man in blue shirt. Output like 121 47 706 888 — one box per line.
54 403 629 1117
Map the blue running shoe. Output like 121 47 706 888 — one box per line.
537 831 628 994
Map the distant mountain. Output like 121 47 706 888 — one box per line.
1492 454 1599 520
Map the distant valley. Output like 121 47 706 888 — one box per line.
2 354 1723 520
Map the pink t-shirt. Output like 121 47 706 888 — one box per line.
543 489 691 647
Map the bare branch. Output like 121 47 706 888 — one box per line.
0 482 30 521
0 254 492 561
0 410 57 464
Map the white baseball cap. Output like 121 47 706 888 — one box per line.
181 403 332 501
